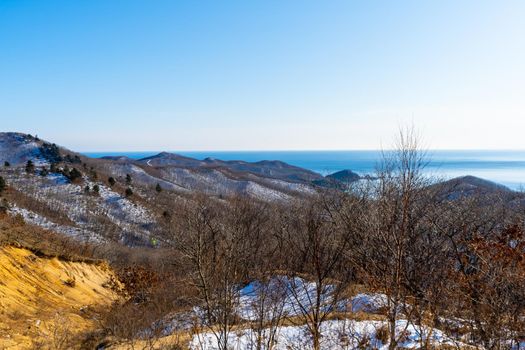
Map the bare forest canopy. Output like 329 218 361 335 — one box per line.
0 130 524 349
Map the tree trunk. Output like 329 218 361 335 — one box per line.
312 328 321 350
388 307 397 350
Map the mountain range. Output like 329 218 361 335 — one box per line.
0 132 521 247
0 132 363 246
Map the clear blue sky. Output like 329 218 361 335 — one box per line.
1 0 525 151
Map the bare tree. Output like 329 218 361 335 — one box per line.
173 195 268 350
350 127 441 349
242 276 288 350
277 191 363 350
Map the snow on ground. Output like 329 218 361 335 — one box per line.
101 162 188 193
186 276 362 326
244 182 291 202
189 319 464 350
4 169 156 243
264 178 318 195
96 181 153 223
350 293 389 313
9 206 103 242
514 341 525 350
145 311 196 338
186 278 454 350
159 167 225 194
238 276 340 321
158 167 293 201
0 132 48 166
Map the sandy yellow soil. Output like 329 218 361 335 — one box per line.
0 246 121 349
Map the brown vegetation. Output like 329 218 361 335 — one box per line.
1 129 524 349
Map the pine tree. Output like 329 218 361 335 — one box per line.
126 174 132 184
68 168 82 182
4 161 10 167
108 177 116 187
93 184 100 195
25 160 34 174
125 187 133 197
0 176 6 193
39 143 62 163
0 198 8 213
156 183 162 193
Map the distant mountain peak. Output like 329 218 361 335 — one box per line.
431 175 515 202
100 155 133 162
326 169 361 182
446 175 511 191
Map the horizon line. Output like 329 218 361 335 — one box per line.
79 148 525 153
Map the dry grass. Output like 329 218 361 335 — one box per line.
0 212 102 263
107 332 191 350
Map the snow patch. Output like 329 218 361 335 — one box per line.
189 319 464 350
9 206 102 242
350 293 388 313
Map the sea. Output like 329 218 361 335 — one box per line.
83 150 525 191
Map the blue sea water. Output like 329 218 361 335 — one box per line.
83 150 525 190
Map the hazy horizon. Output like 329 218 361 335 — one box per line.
81 149 525 189
81 148 525 153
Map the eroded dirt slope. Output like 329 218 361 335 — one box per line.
0 246 121 349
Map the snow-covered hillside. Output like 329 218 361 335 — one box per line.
4 169 156 245
0 132 47 166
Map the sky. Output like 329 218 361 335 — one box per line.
1 0 525 151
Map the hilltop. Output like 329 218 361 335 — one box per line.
0 132 357 247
